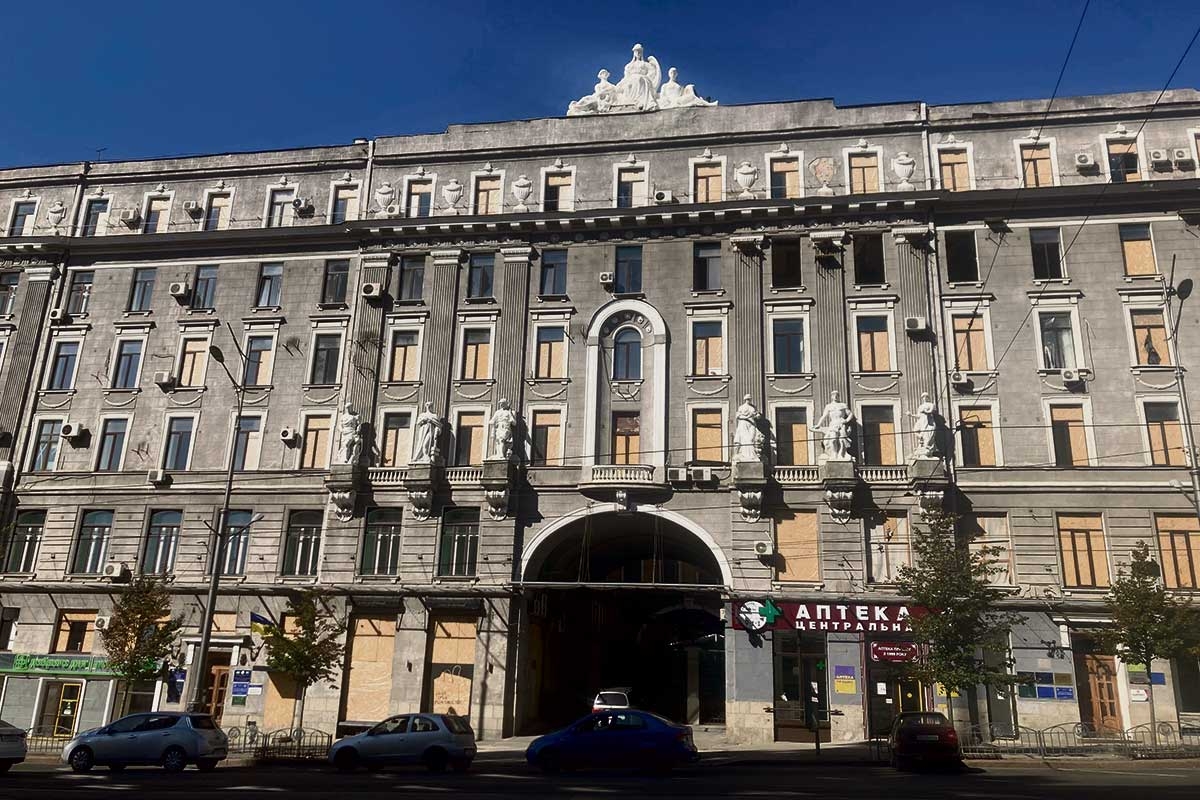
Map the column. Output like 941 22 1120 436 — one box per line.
420 249 463 417
342 251 391 421
0 263 56 466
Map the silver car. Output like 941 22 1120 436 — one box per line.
62 712 227 773
329 713 476 773
0 720 27 772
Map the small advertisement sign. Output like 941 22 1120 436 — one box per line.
869 641 919 663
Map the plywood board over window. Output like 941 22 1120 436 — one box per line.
427 618 477 717
342 615 396 723
775 509 819 582
1156 515 1200 590
1120 224 1157 276
694 164 723 203
1057 514 1109 588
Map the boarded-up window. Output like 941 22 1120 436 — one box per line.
958 405 997 467
861 406 897 465
616 167 647 208
543 172 574 212
867 513 909 584
535 327 566 379
953 314 988 371
612 412 640 465
1020 143 1053 187
177 338 208 387
692 321 723 375
856 315 890 372
849 153 879 194
939 149 970 191
770 158 801 199
455 411 485 466
300 415 332 469
1058 514 1109 588
694 163 723 203
1145 402 1186 466
406 180 433 217
262 673 298 730
389 331 419 381
342 616 396 722
1050 405 1088 467
211 612 237 633
1130 309 1170 366
1156 515 1200 590
474 176 502 214
380 412 412 467
776 509 819 582
461 330 491 380
1107 140 1139 182
530 410 562 466
1120 224 1156 276
428 618 476 717
54 611 96 653
776 408 809 466
691 409 723 463
963 513 1013 585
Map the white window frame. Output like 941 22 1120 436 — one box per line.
79 192 112 236
933 141 978 191
768 400 816 466
1123 301 1175 368
684 401 728 464
228 410 266 471
377 404 418 467
764 300 814 377
942 298 997 373
763 151 804 200
326 178 361 224
45 334 85 390
849 307 898 375
1042 397 1098 467
6 195 40 237
241 324 280 387
951 397 1005 467
842 143 885 195
525 402 567 466
1012 135 1061 188
94 413 133 471
1028 226 1069 283
200 187 235 231
109 334 148 389
385 325 424 384
306 320 347 387
611 159 651 209
450 404 490 466
469 168 507 216
30 414 66 471
1031 302 1084 373
297 410 335 470
454 314 498 383
161 411 201 471
855 398 904 465
1136 394 1190 467
174 325 215 388
1100 130 1150 183
530 319 571 381
401 171 438 218
262 181 298 229
687 313 729 378
688 153 728 203
538 164 577 213
0 334 8 372
140 191 175 234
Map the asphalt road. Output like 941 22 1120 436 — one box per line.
3 758 1197 798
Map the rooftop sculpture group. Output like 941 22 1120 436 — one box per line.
567 44 717 116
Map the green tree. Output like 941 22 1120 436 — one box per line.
1096 541 1200 743
896 511 1026 725
262 589 347 728
99 577 183 714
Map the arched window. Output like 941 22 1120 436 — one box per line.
612 328 642 380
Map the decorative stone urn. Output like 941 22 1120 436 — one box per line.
734 161 759 199
892 152 917 191
442 179 464 214
374 182 396 216
46 200 67 230
511 174 534 213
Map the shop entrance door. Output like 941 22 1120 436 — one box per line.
895 678 925 713
205 663 230 725
36 681 83 736
1074 652 1122 732
771 631 828 742
868 664 927 737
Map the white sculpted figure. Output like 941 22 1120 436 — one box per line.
490 398 518 461
566 69 618 116
339 402 362 465
413 401 443 464
733 395 765 463
614 43 662 111
911 392 939 459
814 390 855 462
658 67 717 109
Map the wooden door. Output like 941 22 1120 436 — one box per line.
1074 652 1122 731
206 665 230 725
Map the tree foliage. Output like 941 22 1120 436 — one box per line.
262 589 347 690
896 511 1026 697
99 576 183 683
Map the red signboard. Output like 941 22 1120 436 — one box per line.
732 600 919 634
869 641 920 662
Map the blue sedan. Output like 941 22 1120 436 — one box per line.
526 710 699 773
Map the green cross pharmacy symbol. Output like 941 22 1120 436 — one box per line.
737 599 784 632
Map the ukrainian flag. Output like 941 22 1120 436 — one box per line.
250 612 274 635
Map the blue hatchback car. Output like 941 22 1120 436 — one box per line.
526 710 698 773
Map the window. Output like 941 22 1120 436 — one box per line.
96 418 128 471
397 255 425 301
1119 223 1156 276
776 509 818 581
692 321 723 376
939 149 970 191
243 335 274 386
539 249 567 296
467 253 494 299
543 172 573 212
330 185 359 224
437 508 479 577
772 319 805 374
8 201 36 236
963 514 1013 585
55 612 96 653
1050 404 1088 466
1038 311 1076 370
691 408 723 463
861 406 898 465
945 231 978 282
81 198 109 236
111 340 142 389
1030 228 1064 280
776 408 809 466
128 268 156 312
614 246 642 294
177 338 208 387
202 193 231 231
300 415 332 469
406 180 432 217
1180 656 1200 712
1145 401 1186 466
694 163 723 203
66 271 93 314
461 329 491 380
142 510 181 576
143 197 170 233
5 510 45 573
388 331 419 382
1131 309 1170 366
849 153 879 194
474 176 502 214
282 510 322 577
72 511 112 575
856 315 891 372
47 341 79 390
31 420 61 470
0 272 17 314
231 415 263 471
380 412 413 467
693 242 721 291
535 326 567 379
361 508 403 576
164 417 194 470
1157 515 1200 590
958 406 996 467
771 239 803 288
530 410 562 466
191 265 218 310
454 411 485 465
1107 140 1139 182
315 259 348 305
616 166 647 208
853 234 885 284
1020 143 1053 187
770 158 801 199
1058 514 1109 588
867 513 910 583
612 328 641 380
267 188 295 227
220 510 253 576
612 412 641 464
309 333 342 384
256 263 283 307
953 314 988 371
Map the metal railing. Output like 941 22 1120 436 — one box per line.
255 727 332 761
772 466 821 484
952 721 1200 760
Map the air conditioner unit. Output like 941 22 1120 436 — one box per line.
101 563 130 582
94 614 111 630
753 540 773 557
949 371 971 389
1074 152 1095 168
653 189 675 204
182 200 202 216
904 315 929 335
1174 149 1196 168
280 427 298 445
384 203 401 217
361 282 384 299
689 467 714 483
666 466 689 483
147 468 168 486
153 371 175 389
1149 149 1172 167
119 209 141 226
48 307 68 323
168 281 190 299
598 271 615 286
1061 368 1082 384
291 197 314 215
59 421 83 439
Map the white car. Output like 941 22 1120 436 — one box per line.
328 713 476 773
591 690 631 713
0 720 27 772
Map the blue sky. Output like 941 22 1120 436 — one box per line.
2 0 1197 166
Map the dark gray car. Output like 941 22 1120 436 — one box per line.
62 712 228 773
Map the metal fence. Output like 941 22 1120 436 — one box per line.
955 721 1200 760
25 725 332 761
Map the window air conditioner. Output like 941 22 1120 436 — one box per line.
147 468 168 486
280 427 298 445
653 189 674 204
59 421 83 439
361 282 384 300
94 614 112 630
666 467 689 483
1174 149 1196 168
1074 152 1095 169
119 209 141 226
101 563 130 582
153 371 175 389
1060 368 1081 384
168 282 190 299
753 540 773 557
904 316 929 335
1149 149 1172 168
598 271 615 286
689 467 714 483
182 200 202 217
949 371 971 389
48 307 68 323
384 203 401 217
291 197 315 215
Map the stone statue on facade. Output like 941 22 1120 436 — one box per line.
567 70 618 116
732 394 765 463
658 67 717 109
565 44 717 116
413 401 443 464
814 390 855 462
615 43 661 111
339 402 362 465
489 398 518 461
910 392 939 459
